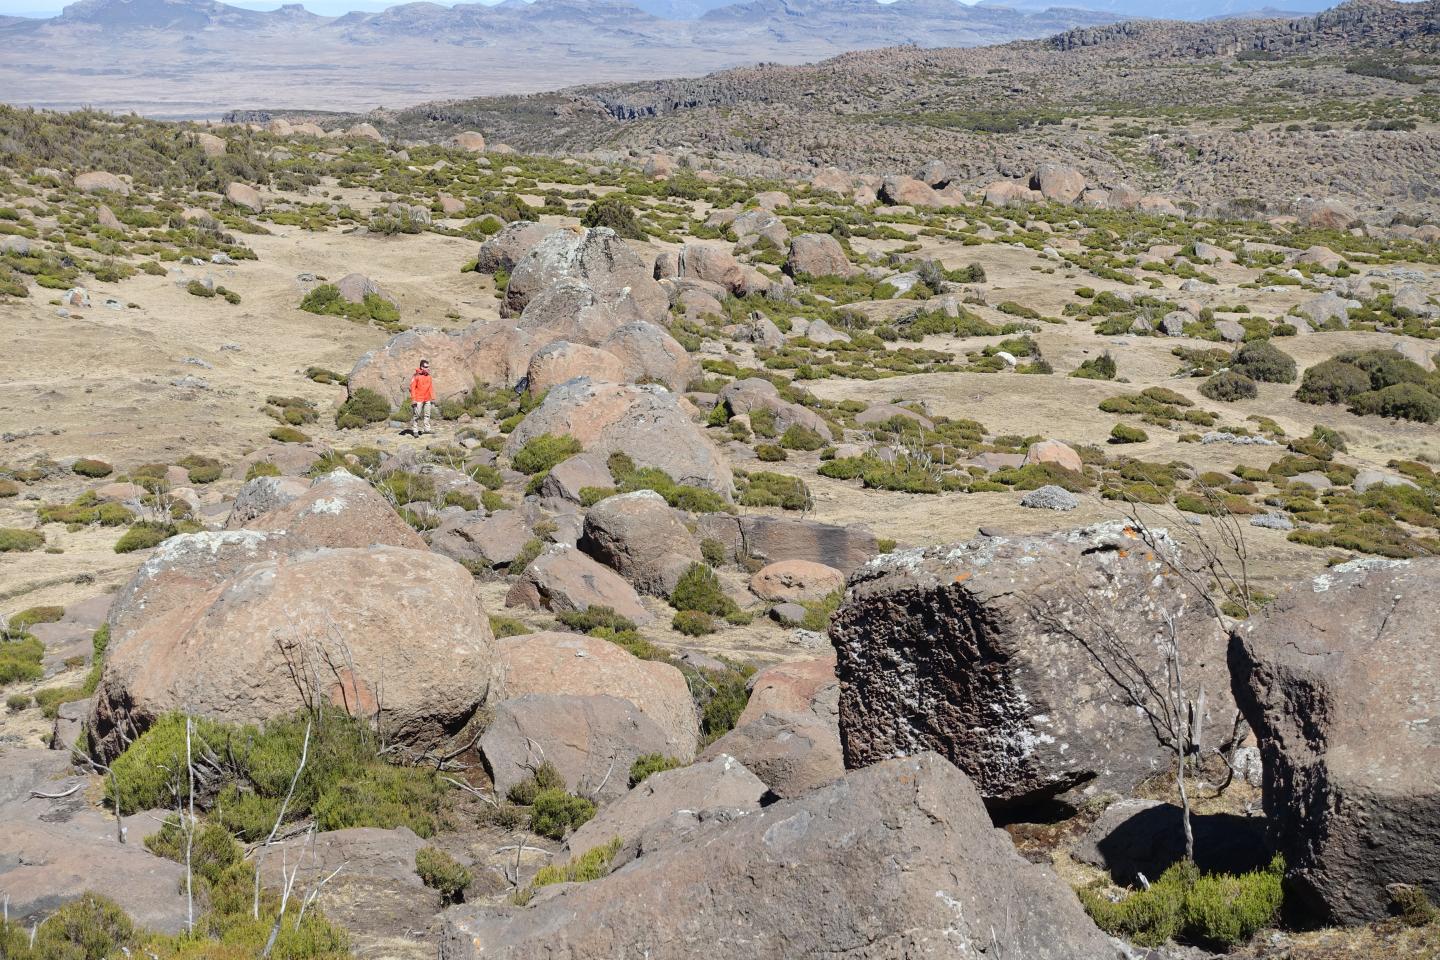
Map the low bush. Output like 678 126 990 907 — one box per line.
1347 383 1440 423
513 838 622 905
301 284 401 327
580 196 645 240
179 454 222 484
1230 340 1296 384
1071 353 1117 381
506 760 565 806
336 387 392 429
629 753 682 787
1078 855 1283 949
1199 371 1258 402
0 636 44 684
8 605 63 634
754 443 787 462
529 787 596 840
72 457 113 478
1110 423 1148 444
114 522 176 553
269 426 309 443
672 609 717 635
0 528 44 552
557 606 636 635
1295 357 1371 405
670 563 737 618
513 434 582 475
416 846 472 904
736 471 811 510
779 424 826 450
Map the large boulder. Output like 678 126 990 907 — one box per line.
506 379 733 497
225 182 263 212
830 524 1235 809
580 490 702 596
563 754 766 857
336 272 396 307
1297 198 1358 232
223 475 313 528
1230 558 1440 924
598 321 697 393
450 131 486 152
476 221 558 274
515 276 629 345
90 545 496 761
490 631 698 756
694 514 878 574
701 653 843 798
784 233 854 278
439 754 1122 960
748 559 844 602
537 451 613 503
505 543 653 625
237 470 427 552
1031 164 1086 204
427 510 532 569
75 171 129 195
504 227 667 325
677 243 746 294
0 750 187 933
482 694 678 803
526 340 625 396
984 180 1040 207
878 175 942 209
715 378 830 437
348 324 514 407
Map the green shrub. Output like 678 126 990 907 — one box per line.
6 693 30 712
700 537 729 566
336 387 391 428
754 443 786 462
245 460 281 480
1110 423 1148 444
1078 855 1283 949
0 893 135 960
507 537 544 575
556 606 636 635
8 605 63 634
114 522 175 553
0 528 44 552
72 457 113 478
580 196 645 240
629 753 683 787
179 454 222 484
506 760 565 806
672 609 717 635
670 563 736 617
1199 371 1257 402
1296 357 1371 405
1140 386 1192 407
529 787 596 840
779 424 826 450
736 471 811 510
187 279 216 298
514 838 622 904
35 684 85 719
416 846 472 904
488 614 531 638
512 434 582 474
1347 383 1440 423
1230 340 1296 384
1071 353 1117 381
269 426 309 444
0 636 44 684
0 479 18 497
700 668 751 744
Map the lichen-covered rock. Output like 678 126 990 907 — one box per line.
784 233 855 278
504 227 667 325
1230 558 1440 924
505 543 654 624
439 754 1122 960
476 221 558 274
694 514 878 574
830 523 1234 808
580 490 702 596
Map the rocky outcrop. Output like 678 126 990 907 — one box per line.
1230 558 1440 924
476 221 558 274
506 379 733 497
504 227 667 325
506 543 653 624
580 490 702 596
831 524 1234 809
694 514 878 574
748 559 844 602
784 233 854 278
439 754 1122 960
490 631 699 757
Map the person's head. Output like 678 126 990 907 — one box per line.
418 359 430 373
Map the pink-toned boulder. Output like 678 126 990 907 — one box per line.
450 131 486 153
984 180 1039 207
93 481 146 502
345 123 384 141
678 243 745 294
240 469 427 552
598 321 697 392
749 559 845 602
336 272 395 306
491 631 699 754
75 171 129 196
505 543 653 625
538 451 614 503
225 182 263 212
878 176 942 209
1031 164 1086 204
438 194 466 216
428 510 532 568
195 132 226 157
506 379 733 497
505 228 668 325
716 378 830 437
527 340 625 396
224 475 312 528
476 221 558 274
1022 439 1084 474
96 204 124 230
785 233 854 278
580 490 702 596
811 167 854 195
90 545 496 760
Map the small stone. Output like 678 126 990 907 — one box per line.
1019 485 1079 511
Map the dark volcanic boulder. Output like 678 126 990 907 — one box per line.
1230 557 1440 924
830 523 1234 809
439 754 1122 960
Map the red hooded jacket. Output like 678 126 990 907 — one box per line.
409 368 434 403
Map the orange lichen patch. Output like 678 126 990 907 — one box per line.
953 572 972 584
1121 526 1140 539
328 668 379 718
1116 549 1129 559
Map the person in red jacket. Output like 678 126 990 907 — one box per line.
408 359 435 435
